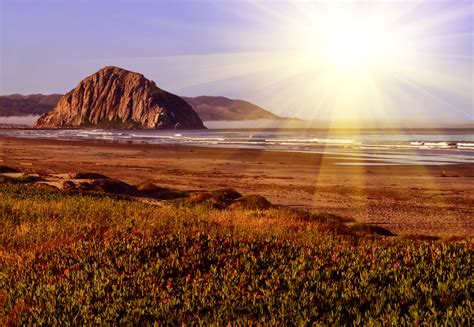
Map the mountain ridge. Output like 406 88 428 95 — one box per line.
181 95 300 121
1 93 297 123
0 94 62 116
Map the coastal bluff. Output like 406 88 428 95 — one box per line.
33 66 206 130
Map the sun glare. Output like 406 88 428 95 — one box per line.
302 13 398 73
322 18 384 69
287 8 418 122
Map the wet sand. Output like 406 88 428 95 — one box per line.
1 136 473 236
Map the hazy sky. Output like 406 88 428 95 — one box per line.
1 0 473 122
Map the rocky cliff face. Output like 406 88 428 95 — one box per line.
34 66 205 129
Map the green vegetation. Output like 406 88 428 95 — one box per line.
80 118 141 129
0 181 472 325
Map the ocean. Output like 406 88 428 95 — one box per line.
1 128 473 166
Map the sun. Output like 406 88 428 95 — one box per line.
322 18 385 70
303 12 397 74
219 1 472 125
294 10 403 75
289 10 411 120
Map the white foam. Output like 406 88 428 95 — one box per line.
458 142 474 150
410 141 457 149
0 129 472 166
265 138 357 144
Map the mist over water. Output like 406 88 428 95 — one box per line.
204 120 306 129
0 115 40 126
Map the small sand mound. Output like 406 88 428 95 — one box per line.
350 224 395 236
188 192 213 203
188 188 242 208
229 194 272 210
62 179 136 195
0 165 19 173
0 175 42 184
211 188 242 202
136 181 187 199
69 172 111 180
136 181 164 192
187 192 225 208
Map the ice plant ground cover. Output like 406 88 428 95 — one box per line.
0 181 472 325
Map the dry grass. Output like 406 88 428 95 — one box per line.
0 184 352 257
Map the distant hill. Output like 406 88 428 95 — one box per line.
182 96 296 121
1 92 298 123
0 94 62 116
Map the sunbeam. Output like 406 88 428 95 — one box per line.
111 0 471 126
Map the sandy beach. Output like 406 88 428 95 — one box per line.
1 135 472 237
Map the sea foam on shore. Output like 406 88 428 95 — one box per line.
1 128 473 165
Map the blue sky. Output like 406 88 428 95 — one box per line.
1 0 473 122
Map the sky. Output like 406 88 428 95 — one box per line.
1 0 473 123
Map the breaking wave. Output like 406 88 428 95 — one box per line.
0 129 473 164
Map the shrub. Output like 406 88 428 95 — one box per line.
0 175 42 184
229 194 272 210
187 188 242 209
0 165 19 173
70 172 110 180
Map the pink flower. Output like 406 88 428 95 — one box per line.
162 298 169 304
393 262 399 269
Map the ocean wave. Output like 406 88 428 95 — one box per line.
409 141 473 149
1 130 473 160
78 130 115 135
457 142 474 149
265 138 357 144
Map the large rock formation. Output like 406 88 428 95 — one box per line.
33 66 205 129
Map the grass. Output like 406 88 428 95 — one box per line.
80 119 142 129
0 180 472 325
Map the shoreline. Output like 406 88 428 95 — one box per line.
2 133 473 167
1 135 473 236
1 128 473 164
1 124 473 132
